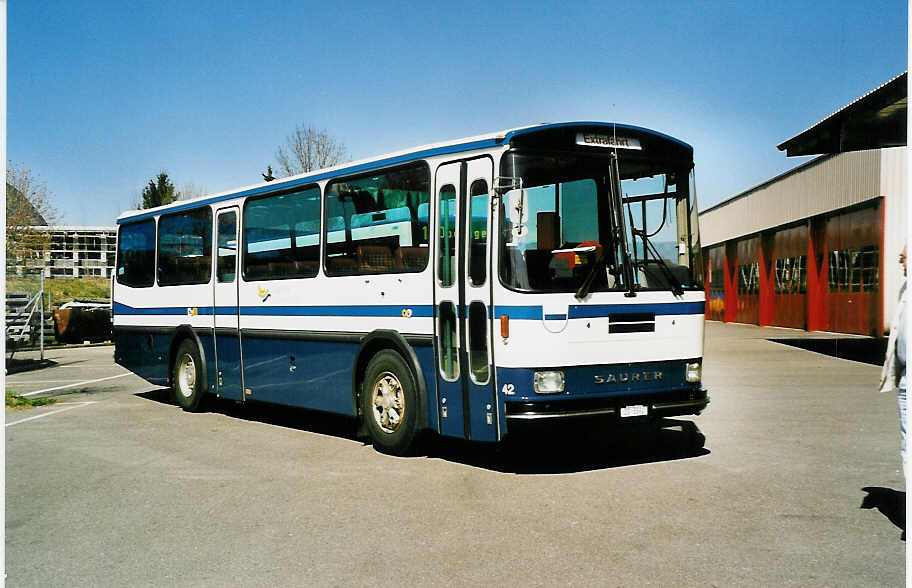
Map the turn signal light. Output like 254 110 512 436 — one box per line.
500 314 509 339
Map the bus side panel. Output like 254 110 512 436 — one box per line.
240 336 357 415
197 329 218 396
113 328 170 386
413 345 439 433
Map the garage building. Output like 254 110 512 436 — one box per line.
700 72 907 336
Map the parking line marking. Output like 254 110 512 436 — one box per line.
6 402 98 427
20 373 131 397
6 380 83 384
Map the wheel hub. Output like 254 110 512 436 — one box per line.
178 354 196 398
371 372 404 433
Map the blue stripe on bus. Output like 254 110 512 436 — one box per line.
117 123 692 225
113 303 191 315
494 301 705 321
567 302 705 318
114 300 704 319
493 306 544 320
238 305 434 317
113 302 434 318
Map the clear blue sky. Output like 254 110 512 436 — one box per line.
8 1 908 226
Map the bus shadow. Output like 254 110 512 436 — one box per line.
135 389 708 473
134 389 362 442
423 419 710 474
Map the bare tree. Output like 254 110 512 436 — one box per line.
6 162 60 267
177 182 208 201
275 125 347 177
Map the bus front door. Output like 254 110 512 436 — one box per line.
212 207 244 401
434 158 497 442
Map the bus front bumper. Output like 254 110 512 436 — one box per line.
504 389 708 421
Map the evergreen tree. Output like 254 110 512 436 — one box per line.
141 172 176 209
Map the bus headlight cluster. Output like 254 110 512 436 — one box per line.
685 362 702 383
534 371 565 394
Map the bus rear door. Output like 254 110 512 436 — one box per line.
213 207 244 401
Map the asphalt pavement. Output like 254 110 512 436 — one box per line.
4 322 905 586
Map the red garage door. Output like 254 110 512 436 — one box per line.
823 202 883 336
735 236 760 325
770 224 808 329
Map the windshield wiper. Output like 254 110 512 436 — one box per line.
576 153 635 300
575 246 607 300
635 230 685 297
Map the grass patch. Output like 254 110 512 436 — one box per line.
6 391 56 409
6 277 110 307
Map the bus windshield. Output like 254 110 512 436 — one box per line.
499 150 703 294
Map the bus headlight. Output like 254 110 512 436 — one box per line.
534 371 565 394
685 362 702 383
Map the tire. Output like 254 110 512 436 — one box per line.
361 350 419 456
171 339 205 412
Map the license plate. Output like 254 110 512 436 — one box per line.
620 404 648 418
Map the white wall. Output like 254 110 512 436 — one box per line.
881 146 908 328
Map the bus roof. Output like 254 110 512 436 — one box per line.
117 122 692 224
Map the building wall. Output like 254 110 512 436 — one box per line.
702 149 882 247
700 146 906 336
881 147 908 323
8 226 117 279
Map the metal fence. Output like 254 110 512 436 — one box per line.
5 269 50 359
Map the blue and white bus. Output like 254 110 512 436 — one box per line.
113 122 707 454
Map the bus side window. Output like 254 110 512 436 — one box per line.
438 185 456 287
243 186 320 281
324 163 430 276
116 220 156 288
468 180 488 287
158 208 212 286
216 211 237 283
468 301 489 383
438 301 459 380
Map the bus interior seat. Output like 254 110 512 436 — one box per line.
268 261 293 277
358 245 393 272
326 256 358 274
293 260 318 275
396 247 427 271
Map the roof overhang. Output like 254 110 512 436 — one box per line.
777 71 907 157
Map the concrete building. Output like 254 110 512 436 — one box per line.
8 226 117 279
700 72 907 336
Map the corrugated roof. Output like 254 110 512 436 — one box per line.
777 71 907 155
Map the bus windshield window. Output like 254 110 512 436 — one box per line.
499 151 701 293
621 169 702 290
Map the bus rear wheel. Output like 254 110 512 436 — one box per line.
172 339 205 412
361 350 418 456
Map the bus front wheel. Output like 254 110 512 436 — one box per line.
172 339 205 412
361 350 418 456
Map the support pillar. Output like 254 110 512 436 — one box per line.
806 217 827 332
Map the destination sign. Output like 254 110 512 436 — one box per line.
575 132 642 150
